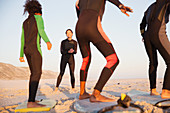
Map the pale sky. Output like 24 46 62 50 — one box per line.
0 0 169 80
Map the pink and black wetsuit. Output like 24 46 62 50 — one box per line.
75 0 122 92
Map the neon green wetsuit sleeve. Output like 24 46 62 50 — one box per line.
34 15 50 43
20 25 25 57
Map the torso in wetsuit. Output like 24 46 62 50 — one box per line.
61 39 77 60
77 0 121 20
20 14 50 57
147 0 170 35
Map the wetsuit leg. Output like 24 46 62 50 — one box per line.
156 34 170 90
78 40 91 82
68 55 75 88
25 51 42 102
76 10 119 92
56 56 67 87
144 35 158 89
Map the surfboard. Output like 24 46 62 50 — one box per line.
73 98 141 113
127 89 170 108
15 99 57 112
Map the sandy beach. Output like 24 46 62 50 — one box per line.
0 77 169 113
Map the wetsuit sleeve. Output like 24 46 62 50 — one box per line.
76 6 80 18
75 0 80 18
20 25 24 57
60 41 67 54
140 14 147 37
108 0 122 7
73 41 77 54
34 15 50 43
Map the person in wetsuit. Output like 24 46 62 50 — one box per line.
55 29 77 90
19 0 52 107
75 0 133 102
140 0 170 98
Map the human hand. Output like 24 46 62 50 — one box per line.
19 57 25 62
47 42 52 50
68 48 74 53
119 5 133 17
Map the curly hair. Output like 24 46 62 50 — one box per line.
23 0 42 15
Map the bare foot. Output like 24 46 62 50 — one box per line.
54 87 58 92
161 89 170 99
90 89 115 102
90 94 115 102
27 102 46 108
150 89 160 96
79 92 91 100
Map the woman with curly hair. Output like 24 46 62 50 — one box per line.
19 0 52 108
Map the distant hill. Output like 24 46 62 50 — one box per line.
0 62 59 80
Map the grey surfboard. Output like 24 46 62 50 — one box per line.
73 98 140 113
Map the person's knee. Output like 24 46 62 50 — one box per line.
105 54 119 69
30 70 42 81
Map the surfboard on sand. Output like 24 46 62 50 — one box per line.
15 99 57 112
127 89 170 108
73 98 140 113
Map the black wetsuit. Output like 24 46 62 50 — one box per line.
20 14 50 102
76 0 122 92
56 39 77 88
140 0 170 90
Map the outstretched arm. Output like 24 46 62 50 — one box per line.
108 0 122 7
108 0 133 16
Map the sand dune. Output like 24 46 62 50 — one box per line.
0 62 58 80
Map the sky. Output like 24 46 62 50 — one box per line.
0 0 169 80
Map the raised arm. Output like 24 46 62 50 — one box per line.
108 0 122 7
108 0 133 16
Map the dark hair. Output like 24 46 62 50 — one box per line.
23 0 42 15
65 29 73 34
